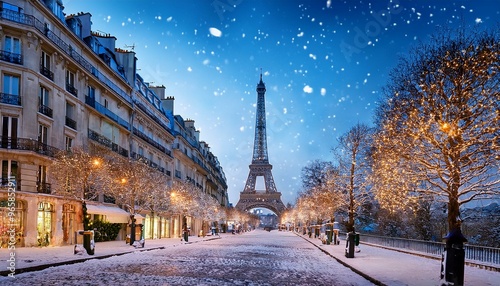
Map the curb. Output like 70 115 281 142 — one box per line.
295 233 386 286
1 236 222 277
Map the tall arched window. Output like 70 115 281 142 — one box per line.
37 202 53 246
0 199 25 247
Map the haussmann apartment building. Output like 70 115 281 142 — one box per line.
0 0 228 248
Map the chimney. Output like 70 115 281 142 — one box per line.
161 96 174 114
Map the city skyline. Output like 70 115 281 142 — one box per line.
62 0 499 206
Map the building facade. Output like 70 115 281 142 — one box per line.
0 0 228 247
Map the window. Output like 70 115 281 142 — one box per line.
1 2 23 13
37 165 50 194
65 102 76 129
40 51 53 80
2 74 19 95
41 51 50 69
87 85 95 98
39 86 49 106
3 36 22 64
104 98 108 109
38 86 52 117
1 74 20 105
0 200 25 247
37 202 53 246
1 116 18 148
1 160 18 185
38 124 48 144
65 136 73 151
65 70 77 96
138 146 144 156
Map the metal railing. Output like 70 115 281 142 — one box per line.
65 116 77 130
0 49 22 64
37 182 51 194
359 233 500 266
85 96 130 130
40 65 54 81
66 83 78 97
88 129 128 157
0 136 58 157
38 104 53 118
0 92 21 106
0 8 132 105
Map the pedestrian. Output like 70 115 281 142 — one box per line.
211 224 216 236
182 223 189 242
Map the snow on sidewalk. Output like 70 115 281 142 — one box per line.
0 234 223 275
297 232 499 286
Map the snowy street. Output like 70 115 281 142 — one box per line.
1 230 374 286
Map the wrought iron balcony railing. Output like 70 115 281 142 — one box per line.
38 104 53 118
66 83 78 97
0 92 21 106
0 8 132 105
85 96 130 130
0 49 22 65
40 65 54 81
37 182 51 194
0 136 58 157
88 129 128 157
65 116 77 130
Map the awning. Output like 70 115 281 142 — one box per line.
86 204 130 224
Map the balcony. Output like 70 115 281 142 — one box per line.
88 129 129 157
37 182 51 194
66 83 78 97
85 96 130 130
65 116 77 130
0 136 58 157
0 50 22 65
38 104 53 118
130 151 164 173
0 178 20 191
132 127 170 156
135 100 172 135
40 65 54 81
0 92 21 106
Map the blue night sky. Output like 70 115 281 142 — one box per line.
63 0 499 206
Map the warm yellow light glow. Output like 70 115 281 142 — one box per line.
121 178 127 184
92 159 101 166
441 122 450 132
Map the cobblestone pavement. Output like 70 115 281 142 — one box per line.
1 230 373 286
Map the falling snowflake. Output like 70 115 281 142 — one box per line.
209 27 222 37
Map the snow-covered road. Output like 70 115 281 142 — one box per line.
1 230 373 285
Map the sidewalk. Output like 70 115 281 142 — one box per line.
0 233 224 276
296 231 499 286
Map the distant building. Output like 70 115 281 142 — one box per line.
0 0 227 247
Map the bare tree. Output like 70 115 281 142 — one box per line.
372 28 500 233
301 160 335 191
50 144 113 230
105 157 168 244
333 123 373 232
50 145 112 201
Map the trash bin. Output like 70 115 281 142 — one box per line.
82 230 95 255
441 225 467 286
345 231 355 258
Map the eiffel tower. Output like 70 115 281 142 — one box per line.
235 72 287 216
